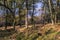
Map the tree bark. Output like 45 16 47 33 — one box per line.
13 1 16 30
48 0 54 25
3 0 7 29
19 8 22 27
25 0 28 28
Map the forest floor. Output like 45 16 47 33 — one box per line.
0 23 60 40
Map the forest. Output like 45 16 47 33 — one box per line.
0 0 60 40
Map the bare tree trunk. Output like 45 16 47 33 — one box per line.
48 0 54 25
43 0 46 24
13 1 16 30
55 0 57 24
55 12 57 24
25 18 28 28
25 11 28 28
19 8 22 27
25 0 28 28
32 0 35 29
4 0 7 29
55 0 59 24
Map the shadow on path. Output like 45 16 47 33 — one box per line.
0 28 17 37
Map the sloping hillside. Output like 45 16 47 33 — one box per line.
16 24 60 40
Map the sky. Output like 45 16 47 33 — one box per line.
28 2 43 18
34 2 43 16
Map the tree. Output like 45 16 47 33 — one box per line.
48 0 54 25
